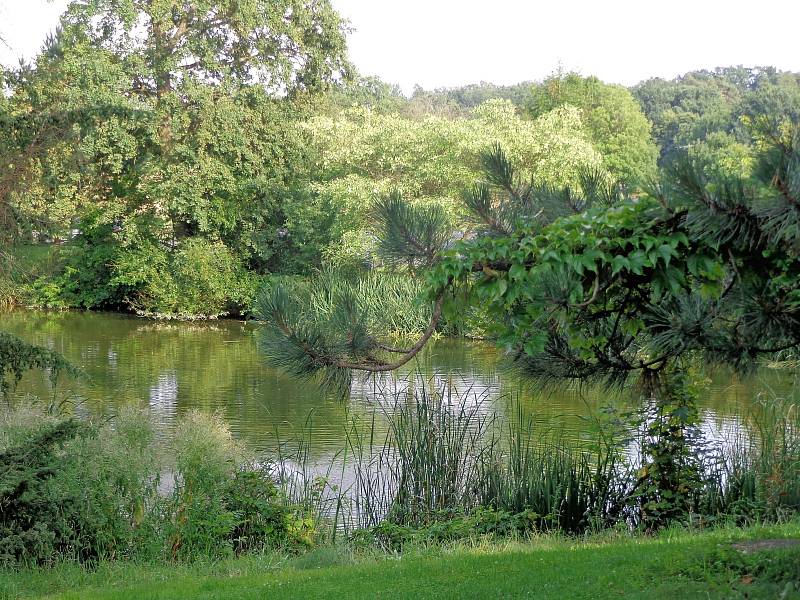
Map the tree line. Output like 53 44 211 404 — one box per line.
1 2 798 320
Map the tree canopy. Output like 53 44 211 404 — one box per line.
259 112 800 398
632 66 800 175
1 0 351 316
529 72 659 186
297 100 602 271
62 0 351 96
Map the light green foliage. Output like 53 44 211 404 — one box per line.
686 131 754 179
300 99 601 264
529 72 659 185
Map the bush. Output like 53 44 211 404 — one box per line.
46 216 128 309
167 411 316 561
0 420 86 566
0 406 316 566
0 409 156 566
38 225 252 318
115 237 248 318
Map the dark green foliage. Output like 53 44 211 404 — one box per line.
0 409 316 566
225 470 315 554
165 411 316 561
0 409 162 566
422 122 800 392
0 332 79 398
41 220 254 317
365 508 540 551
62 0 351 97
633 66 800 167
1 1 351 317
463 144 618 236
373 192 452 268
45 217 128 310
0 420 85 565
167 464 315 561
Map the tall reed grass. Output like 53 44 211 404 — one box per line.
273 378 800 538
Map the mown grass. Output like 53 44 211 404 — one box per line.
2 521 798 600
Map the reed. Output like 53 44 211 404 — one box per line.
276 376 800 538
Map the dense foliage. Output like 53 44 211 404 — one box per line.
299 100 601 271
632 66 800 174
4 3 798 321
529 71 659 185
0 406 315 566
260 89 800 526
1 0 349 316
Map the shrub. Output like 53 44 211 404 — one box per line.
116 237 246 318
0 420 86 566
167 411 316 560
33 217 251 318
0 406 314 566
0 409 156 566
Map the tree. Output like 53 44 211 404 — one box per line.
529 72 658 186
320 75 408 116
404 81 535 116
1 1 351 316
62 0 351 97
632 66 800 168
259 115 800 526
265 118 800 393
296 99 602 271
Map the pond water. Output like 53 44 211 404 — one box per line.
2 309 797 460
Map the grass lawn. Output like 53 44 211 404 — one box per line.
2 522 799 600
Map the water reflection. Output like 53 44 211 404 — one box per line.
2 309 796 461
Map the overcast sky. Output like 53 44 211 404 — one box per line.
2 0 799 93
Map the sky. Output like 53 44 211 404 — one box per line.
2 0 799 93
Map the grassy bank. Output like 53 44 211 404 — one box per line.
1 521 799 599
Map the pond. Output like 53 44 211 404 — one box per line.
2 309 796 461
